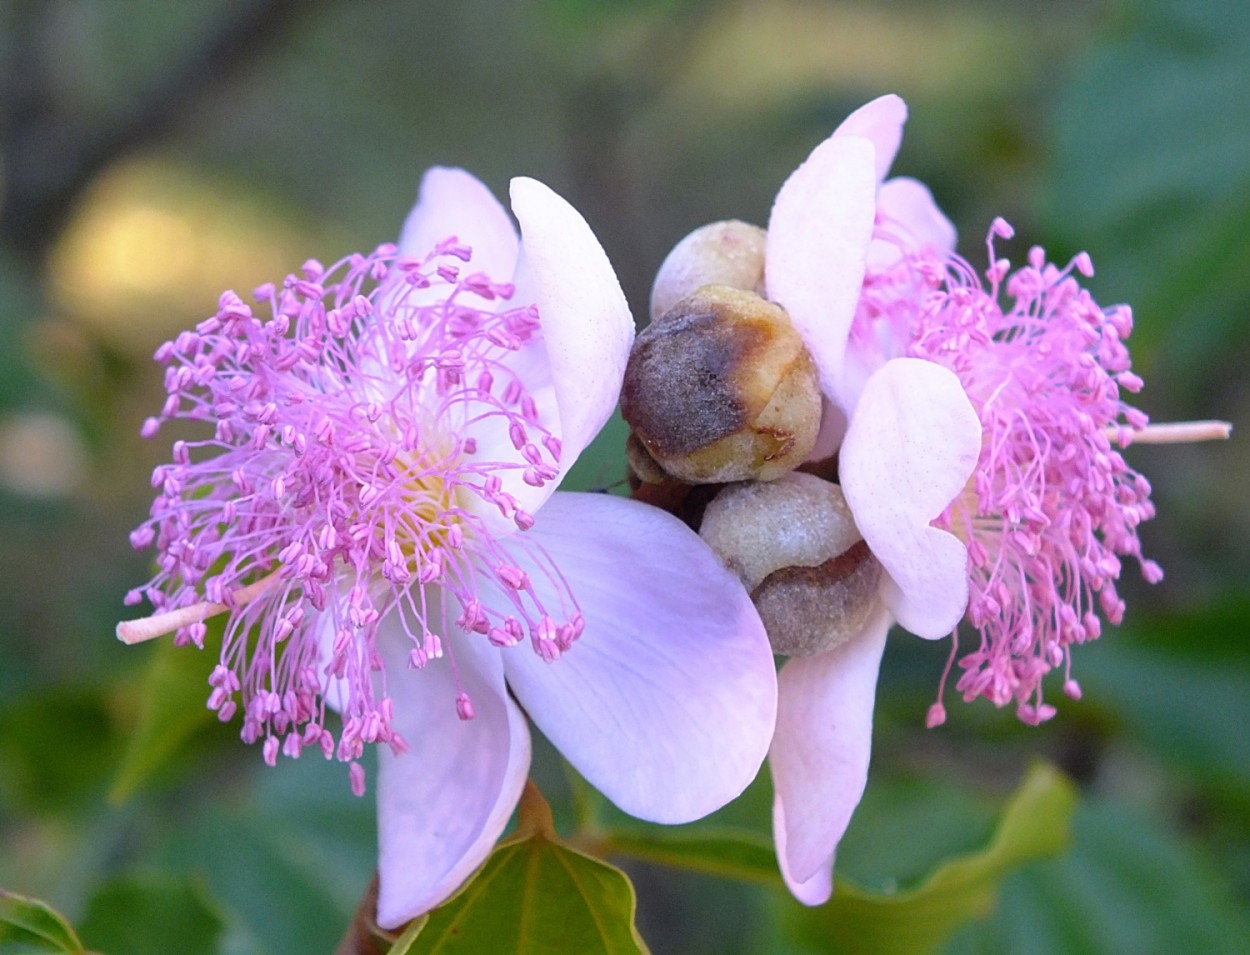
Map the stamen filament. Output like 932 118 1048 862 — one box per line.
1122 420 1232 444
116 571 280 645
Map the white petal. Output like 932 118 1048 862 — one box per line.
509 177 635 475
833 94 908 183
765 135 877 411
770 605 890 897
497 492 777 824
398 167 519 278
840 358 981 639
374 617 531 927
868 176 957 270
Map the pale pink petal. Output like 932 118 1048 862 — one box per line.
839 357 981 639
374 618 531 928
770 605 891 898
833 93 908 183
806 396 848 464
508 177 634 477
867 176 957 270
397 167 519 278
774 801 834 905
498 492 777 824
766 135 877 410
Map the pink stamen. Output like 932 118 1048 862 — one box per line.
119 238 582 791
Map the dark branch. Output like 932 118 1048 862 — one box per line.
0 0 312 263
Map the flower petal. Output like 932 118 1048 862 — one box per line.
766 135 877 410
868 176 956 270
398 167 519 278
833 93 908 183
498 492 777 824
840 357 981 638
770 605 890 899
509 177 634 476
374 616 531 928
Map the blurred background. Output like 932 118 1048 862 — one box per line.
1 0 1247 952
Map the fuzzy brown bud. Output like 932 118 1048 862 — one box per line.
621 285 821 484
699 473 882 657
650 220 768 324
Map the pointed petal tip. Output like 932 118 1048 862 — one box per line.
509 179 634 470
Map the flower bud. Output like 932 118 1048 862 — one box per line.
650 220 767 323
699 472 881 657
621 285 821 484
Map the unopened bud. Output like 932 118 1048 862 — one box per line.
621 285 821 484
699 473 881 656
651 220 768 323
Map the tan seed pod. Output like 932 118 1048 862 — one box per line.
650 220 767 324
621 285 821 484
699 473 882 656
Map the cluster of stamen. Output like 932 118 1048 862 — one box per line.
122 240 582 791
857 218 1159 724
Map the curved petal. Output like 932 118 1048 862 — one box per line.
398 167 519 278
766 135 877 411
868 176 957 270
770 604 890 900
509 177 634 478
840 358 981 638
498 492 777 824
374 617 531 928
833 94 908 183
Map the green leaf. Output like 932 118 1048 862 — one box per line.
786 762 1077 955
598 827 780 887
1045 0 1250 387
384 915 429 955
77 874 223 955
109 633 219 803
949 797 1250 955
403 786 648 954
157 753 377 955
0 890 84 954
1075 637 1250 793
0 686 120 814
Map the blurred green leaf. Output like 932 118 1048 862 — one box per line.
950 796 1250 955
109 633 218 803
156 752 376 955
1046 0 1250 385
0 686 120 814
786 763 1077 955
599 827 780 886
77 874 222 955
1076 636 1250 794
0 890 84 954
405 786 648 954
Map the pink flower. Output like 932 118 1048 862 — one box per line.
118 168 778 927
763 96 1159 903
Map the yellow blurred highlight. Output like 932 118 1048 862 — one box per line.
49 158 336 354
667 0 1034 115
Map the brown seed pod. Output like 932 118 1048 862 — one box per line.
621 285 821 484
699 473 882 656
650 220 768 324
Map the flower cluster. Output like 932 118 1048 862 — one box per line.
861 218 1161 724
119 169 778 927
733 94 1224 905
126 240 577 780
